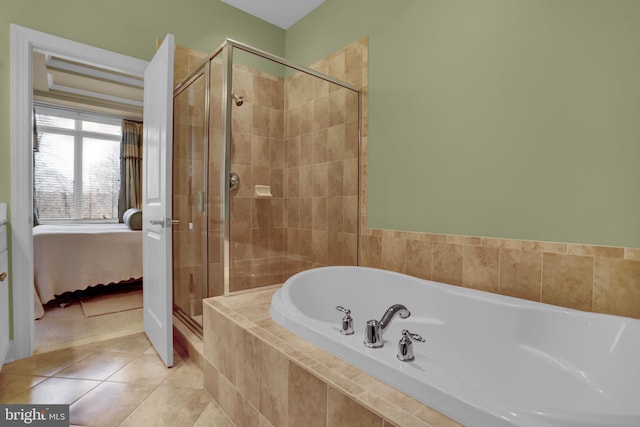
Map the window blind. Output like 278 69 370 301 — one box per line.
34 106 123 222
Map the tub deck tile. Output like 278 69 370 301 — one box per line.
205 288 460 427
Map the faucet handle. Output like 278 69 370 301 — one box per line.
397 329 425 362
402 329 425 342
335 306 354 335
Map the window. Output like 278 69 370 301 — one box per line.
34 106 122 222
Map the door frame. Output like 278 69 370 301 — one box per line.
9 24 149 361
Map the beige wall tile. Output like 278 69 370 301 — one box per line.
299 197 312 229
203 361 218 402
235 328 260 407
327 387 382 427
405 239 432 280
218 374 237 425
381 236 406 274
328 232 345 265
214 313 237 384
541 253 593 311
413 404 464 426
258 341 288 427
327 124 346 162
462 246 499 292
594 257 640 318
498 249 542 302
432 243 463 286
312 230 329 265
343 196 358 234
625 248 640 260
328 197 344 232
361 234 382 269
288 363 327 427
521 240 567 254
447 235 481 246
312 163 329 197
312 129 328 163
300 229 313 261
567 244 624 258
237 393 259 427
312 197 328 231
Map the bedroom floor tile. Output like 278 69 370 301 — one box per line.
0 333 233 426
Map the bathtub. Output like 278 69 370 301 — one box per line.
269 266 640 427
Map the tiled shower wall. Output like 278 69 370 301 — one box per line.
282 61 361 277
228 64 286 291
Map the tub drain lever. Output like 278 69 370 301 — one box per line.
397 329 425 362
335 306 354 335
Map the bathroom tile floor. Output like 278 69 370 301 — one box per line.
0 332 233 427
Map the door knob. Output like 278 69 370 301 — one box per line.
148 218 165 227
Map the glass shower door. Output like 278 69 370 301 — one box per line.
172 67 208 327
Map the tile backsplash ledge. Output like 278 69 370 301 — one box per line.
360 228 640 319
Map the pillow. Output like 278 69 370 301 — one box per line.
123 208 142 230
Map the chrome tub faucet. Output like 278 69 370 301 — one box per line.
364 304 410 348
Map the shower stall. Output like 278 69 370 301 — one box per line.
171 39 361 334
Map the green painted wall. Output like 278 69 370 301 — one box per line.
286 0 640 248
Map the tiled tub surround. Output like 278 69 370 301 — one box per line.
359 229 640 320
203 289 461 427
270 266 640 426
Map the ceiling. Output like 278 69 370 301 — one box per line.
33 52 144 120
220 0 324 29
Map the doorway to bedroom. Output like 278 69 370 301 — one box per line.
31 57 145 354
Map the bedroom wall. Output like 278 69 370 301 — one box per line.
0 0 285 338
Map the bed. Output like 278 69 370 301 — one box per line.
33 223 143 319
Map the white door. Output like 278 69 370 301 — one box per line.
142 34 174 367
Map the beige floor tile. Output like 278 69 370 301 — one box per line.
193 401 234 427
75 332 152 355
106 354 173 387
6 377 100 404
54 352 134 381
118 383 211 427
2 348 91 376
161 359 204 390
0 373 48 401
70 381 156 427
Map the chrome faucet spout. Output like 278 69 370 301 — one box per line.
364 304 411 348
379 304 410 332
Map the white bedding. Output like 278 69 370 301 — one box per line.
33 224 142 319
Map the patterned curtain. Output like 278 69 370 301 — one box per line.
118 120 143 222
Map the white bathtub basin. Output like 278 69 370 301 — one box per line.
269 266 640 426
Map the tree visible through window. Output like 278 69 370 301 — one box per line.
34 106 122 222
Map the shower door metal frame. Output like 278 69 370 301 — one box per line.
172 60 211 335
176 38 363 298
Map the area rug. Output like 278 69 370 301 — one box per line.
79 288 143 317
